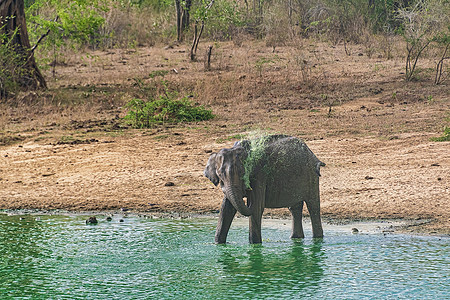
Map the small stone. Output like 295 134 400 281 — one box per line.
119 219 124 222
106 216 112 221
165 182 175 187
352 228 359 234
365 176 374 180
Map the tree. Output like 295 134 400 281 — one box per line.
0 0 46 98
397 0 449 81
175 0 192 42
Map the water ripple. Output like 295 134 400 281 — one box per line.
0 214 448 299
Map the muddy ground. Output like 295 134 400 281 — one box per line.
0 40 449 235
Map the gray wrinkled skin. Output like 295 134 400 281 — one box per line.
204 135 325 244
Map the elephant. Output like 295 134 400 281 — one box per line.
204 135 325 244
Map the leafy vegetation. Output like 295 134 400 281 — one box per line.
124 94 214 128
0 27 24 97
396 0 450 81
241 134 273 189
26 0 108 48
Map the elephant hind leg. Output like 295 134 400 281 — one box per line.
305 195 323 238
289 202 305 239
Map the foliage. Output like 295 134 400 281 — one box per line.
124 92 214 128
124 0 172 11
396 0 450 81
367 0 406 33
241 134 272 190
26 0 109 48
0 26 25 97
433 30 450 84
187 0 245 41
431 126 450 141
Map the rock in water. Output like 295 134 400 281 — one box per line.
86 216 98 225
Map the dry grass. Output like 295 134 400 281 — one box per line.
2 38 449 143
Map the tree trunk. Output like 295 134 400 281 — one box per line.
175 0 182 42
175 0 191 42
0 0 46 97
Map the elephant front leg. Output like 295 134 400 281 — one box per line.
249 210 264 244
215 197 237 244
248 190 265 244
289 202 305 239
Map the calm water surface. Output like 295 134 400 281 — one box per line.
0 214 448 299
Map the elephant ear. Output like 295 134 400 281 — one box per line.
204 153 219 186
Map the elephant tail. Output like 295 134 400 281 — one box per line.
315 161 326 177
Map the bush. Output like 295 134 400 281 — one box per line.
0 27 26 98
396 0 450 81
303 0 370 44
189 0 245 41
124 95 214 128
26 0 174 51
26 0 108 48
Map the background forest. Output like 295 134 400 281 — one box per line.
1 0 449 95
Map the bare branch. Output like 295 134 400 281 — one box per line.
30 16 59 53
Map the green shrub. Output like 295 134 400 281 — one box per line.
124 95 214 128
0 27 26 97
431 127 450 142
190 0 245 40
26 0 108 48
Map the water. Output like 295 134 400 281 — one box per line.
0 214 448 299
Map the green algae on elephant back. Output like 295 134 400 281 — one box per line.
239 134 324 190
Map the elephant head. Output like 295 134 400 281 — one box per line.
204 146 252 216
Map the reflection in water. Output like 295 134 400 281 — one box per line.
0 215 47 297
217 240 325 297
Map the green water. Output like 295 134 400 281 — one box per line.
0 214 448 299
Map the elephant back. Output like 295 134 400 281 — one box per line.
264 136 324 178
236 135 324 184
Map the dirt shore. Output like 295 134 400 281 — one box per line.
0 41 449 234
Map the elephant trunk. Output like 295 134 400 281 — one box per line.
224 185 252 216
